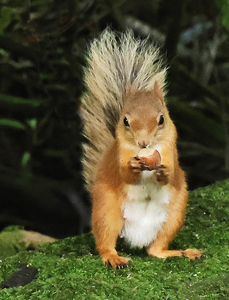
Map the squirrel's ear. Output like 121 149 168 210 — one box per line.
154 81 164 104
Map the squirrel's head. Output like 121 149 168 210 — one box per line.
116 81 176 150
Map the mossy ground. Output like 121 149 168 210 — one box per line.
0 180 229 299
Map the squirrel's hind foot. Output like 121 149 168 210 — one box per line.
182 248 203 260
147 247 203 260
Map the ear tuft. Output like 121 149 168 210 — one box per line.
125 82 132 95
154 81 164 102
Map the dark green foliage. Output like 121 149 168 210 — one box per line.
0 0 87 182
216 0 229 31
0 180 229 299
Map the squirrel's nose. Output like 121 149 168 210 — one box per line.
138 141 149 148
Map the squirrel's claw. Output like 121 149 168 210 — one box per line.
129 157 149 172
156 165 169 185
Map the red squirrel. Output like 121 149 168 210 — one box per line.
81 29 202 268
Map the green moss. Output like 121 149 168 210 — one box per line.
0 180 229 299
0 226 28 259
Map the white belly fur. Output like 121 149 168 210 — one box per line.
121 171 170 248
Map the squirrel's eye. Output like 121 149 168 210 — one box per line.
158 115 164 126
123 116 130 127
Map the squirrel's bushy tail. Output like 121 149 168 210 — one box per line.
81 29 167 194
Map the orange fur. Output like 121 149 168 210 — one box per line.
91 84 202 268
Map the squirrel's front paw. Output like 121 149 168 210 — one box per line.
155 165 169 185
102 254 131 269
128 157 149 173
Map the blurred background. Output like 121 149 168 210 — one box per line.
0 0 228 239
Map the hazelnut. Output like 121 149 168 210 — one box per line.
137 149 161 170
